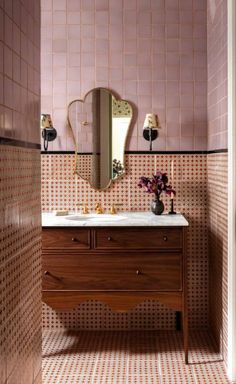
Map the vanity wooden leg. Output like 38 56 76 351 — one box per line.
175 311 182 330
183 308 189 364
183 227 189 364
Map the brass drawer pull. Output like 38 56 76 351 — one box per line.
136 270 141 275
72 237 79 242
44 270 61 281
163 236 168 241
107 237 112 241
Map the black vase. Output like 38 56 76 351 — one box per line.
151 197 164 215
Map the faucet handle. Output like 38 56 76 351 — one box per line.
95 202 104 214
77 203 89 214
82 205 89 214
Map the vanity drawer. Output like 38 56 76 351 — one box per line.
42 252 182 291
94 228 182 250
42 228 91 250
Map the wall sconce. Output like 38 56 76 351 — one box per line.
41 114 57 151
143 113 160 151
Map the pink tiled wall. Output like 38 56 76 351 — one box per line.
42 153 208 331
0 0 40 144
207 0 227 150
0 1 41 383
41 0 207 152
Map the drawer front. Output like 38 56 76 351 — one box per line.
43 253 182 291
94 228 182 250
42 228 91 250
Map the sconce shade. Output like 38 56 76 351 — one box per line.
143 113 160 130
41 114 53 128
143 113 160 151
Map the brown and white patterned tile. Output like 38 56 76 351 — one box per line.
42 330 233 384
1 146 41 383
192 362 231 384
207 153 228 364
127 376 161 384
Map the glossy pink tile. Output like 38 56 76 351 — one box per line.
40 0 208 151
53 10 66 24
53 0 66 11
53 39 67 52
207 0 227 151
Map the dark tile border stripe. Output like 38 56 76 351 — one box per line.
41 149 228 155
126 150 209 154
0 137 41 150
41 151 76 154
207 149 228 154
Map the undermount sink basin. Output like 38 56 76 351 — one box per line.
65 214 127 222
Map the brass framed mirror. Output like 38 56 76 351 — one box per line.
68 88 134 190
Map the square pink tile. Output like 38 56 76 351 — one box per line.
67 11 80 24
52 0 66 10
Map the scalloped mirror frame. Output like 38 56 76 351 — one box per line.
67 88 134 191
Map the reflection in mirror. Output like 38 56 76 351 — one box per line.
68 88 133 190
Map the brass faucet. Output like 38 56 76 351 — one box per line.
95 202 104 214
109 203 123 214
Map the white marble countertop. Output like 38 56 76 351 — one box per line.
42 212 189 227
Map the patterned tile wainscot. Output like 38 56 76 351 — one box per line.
1 146 42 383
42 153 207 331
207 153 228 364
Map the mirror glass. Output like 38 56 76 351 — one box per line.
68 88 133 190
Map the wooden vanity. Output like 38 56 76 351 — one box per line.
42 213 189 363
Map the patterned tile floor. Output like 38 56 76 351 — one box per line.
42 330 233 384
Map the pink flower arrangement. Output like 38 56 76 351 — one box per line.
138 170 176 199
